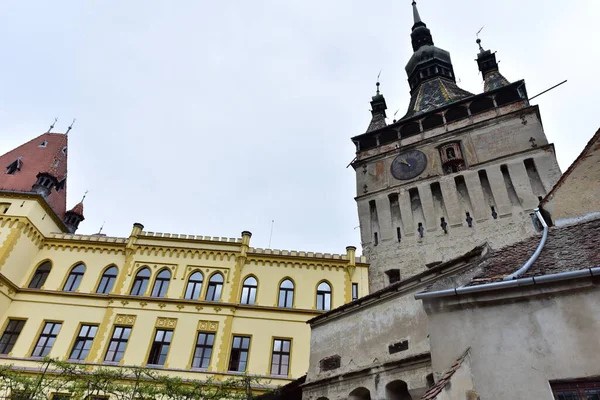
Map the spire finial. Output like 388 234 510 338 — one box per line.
81 190 88 203
46 117 58 134
65 118 76 135
412 1 422 24
376 70 382 95
476 26 485 51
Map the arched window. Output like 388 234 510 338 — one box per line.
240 276 258 305
96 266 118 294
385 380 413 400
316 282 332 311
348 387 372 400
151 269 171 297
28 261 52 289
184 271 203 300
278 279 294 308
63 263 85 292
205 273 223 301
130 267 150 296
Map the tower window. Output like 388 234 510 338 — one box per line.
385 269 401 285
439 142 465 175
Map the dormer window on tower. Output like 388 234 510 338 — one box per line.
439 142 465 174
6 158 22 175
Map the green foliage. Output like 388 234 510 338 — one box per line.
0 358 270 400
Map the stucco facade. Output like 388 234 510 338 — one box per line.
423 279 600 399
0 192 368 394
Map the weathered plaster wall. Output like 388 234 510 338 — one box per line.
542 131 600 225
304 289 431 400
425 282 600 399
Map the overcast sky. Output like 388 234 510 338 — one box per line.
0 1 598 254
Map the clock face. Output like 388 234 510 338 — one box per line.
391 150 428 180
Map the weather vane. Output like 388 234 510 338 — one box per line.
66 118 76 135
46 117 58 133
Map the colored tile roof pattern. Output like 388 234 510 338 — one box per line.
401 77 473 120
468 217 600 286
367 113 387 132
484 70 510 92
0 132 68 217
421 348 470 400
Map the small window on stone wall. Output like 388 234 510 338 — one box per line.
319 355 341 372
385 269 401 284
1 203 10 214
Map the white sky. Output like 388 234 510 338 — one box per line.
0 0 598 254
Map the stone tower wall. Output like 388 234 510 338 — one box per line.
355 103 562 292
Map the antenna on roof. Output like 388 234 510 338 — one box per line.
98 221 105 235
65 119 76 135
393 109 400 123
268 219 275 248
46 117 58 133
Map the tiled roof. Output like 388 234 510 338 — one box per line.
468 218 600 286
421 348 470 400
307 245 485 324
0 132 68 217
484 70 510 92
68 202 84 217
401 77 473 120
367 113 387 132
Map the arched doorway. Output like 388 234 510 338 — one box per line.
348 387 371 400
386 380 412 400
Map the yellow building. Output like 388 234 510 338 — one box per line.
0 132 369 394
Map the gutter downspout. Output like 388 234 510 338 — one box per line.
502 208 548 281
414 208 559 300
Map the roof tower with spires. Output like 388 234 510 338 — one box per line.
401 1 473 120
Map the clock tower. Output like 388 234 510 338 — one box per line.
351 1 562 292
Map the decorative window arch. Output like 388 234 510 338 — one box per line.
205 273 223 302
316 281 332 311
240 276 258 305
28 261 52 289
184 271 204 300
151 269 171 297
130 267 151 296
278 279 294 308
63 263 85 292
96 265 118 294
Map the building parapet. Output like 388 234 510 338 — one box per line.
48 232 127 243
140 231 243 243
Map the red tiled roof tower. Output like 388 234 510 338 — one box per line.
0 132 69 218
